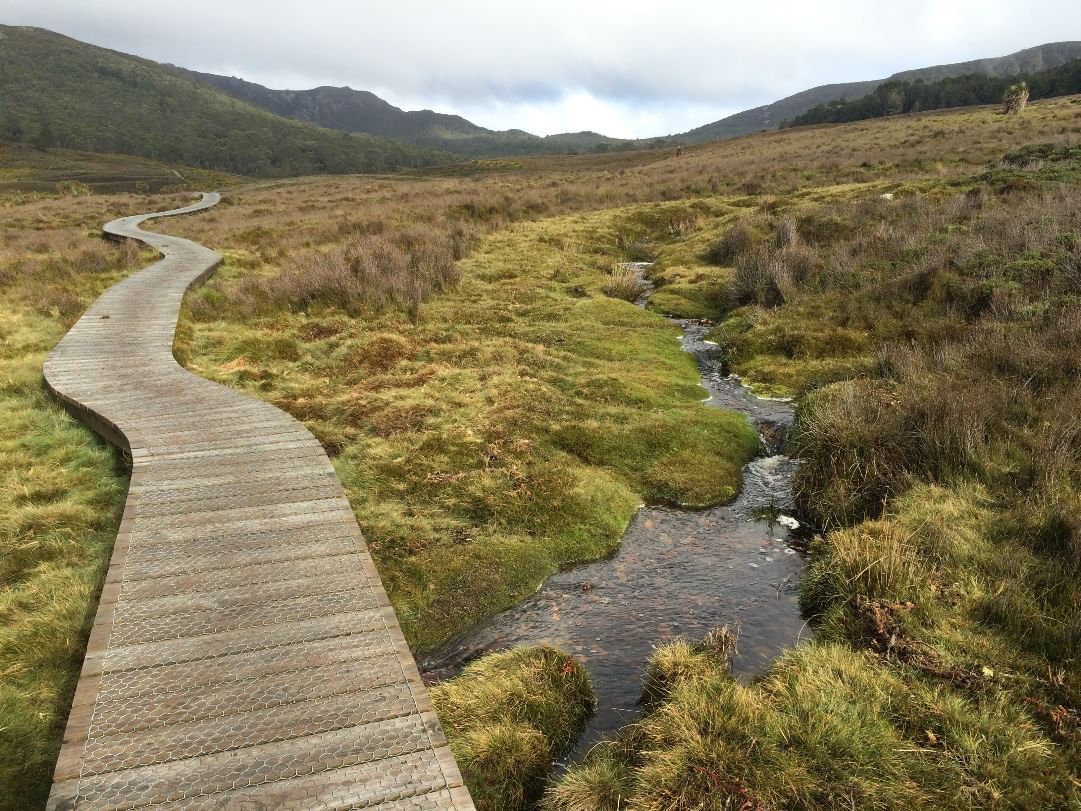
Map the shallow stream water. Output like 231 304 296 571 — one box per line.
421 294 811 759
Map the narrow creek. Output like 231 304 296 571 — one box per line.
421 266 811 760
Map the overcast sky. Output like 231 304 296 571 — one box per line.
5 1 1080 137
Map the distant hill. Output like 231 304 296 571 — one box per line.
0 26 449 176
5 24 1076 169
788 58 1081 128
174 68 636 157
681 41 1081 143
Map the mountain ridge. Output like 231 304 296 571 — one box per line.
0 25 451 176
174 67 640 157
2 25 1080 173
679 41 1081 142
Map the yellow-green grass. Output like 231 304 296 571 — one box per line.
0 211 165 806
0 309 125 810
3 96 1075 805
550 483 1079 809
180 206 761 649
550 157 1081 808
430 647 594 810
549 644 1072 809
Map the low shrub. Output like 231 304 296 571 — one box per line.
790 379 919 526
774 214 800 248
732 244 817 306
195 225 463 320
796 210 857 245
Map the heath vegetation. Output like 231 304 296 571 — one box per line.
548 128 1080 807
2 94 1080 807
430 647 594 809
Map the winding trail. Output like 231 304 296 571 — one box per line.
44 194 473 810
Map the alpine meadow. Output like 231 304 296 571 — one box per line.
0 12 1079 811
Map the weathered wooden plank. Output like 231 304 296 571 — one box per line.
44 194 473 810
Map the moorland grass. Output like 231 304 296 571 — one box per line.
0 140 239 195
550 640 1071 809
4 95 1080 806
164 102 1080 805
178 207 761 649
0 312 124 811
551 481 1078 808
706 158 1081 399
549 155 1080 808
0 193 180 808
430 647 594 809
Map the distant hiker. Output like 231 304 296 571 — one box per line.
676 146 684 157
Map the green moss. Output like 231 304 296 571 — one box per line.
708 300 876 397
646 279 731 319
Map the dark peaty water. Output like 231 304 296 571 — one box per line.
420 319 811 760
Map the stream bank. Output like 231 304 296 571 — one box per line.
421 282 811 759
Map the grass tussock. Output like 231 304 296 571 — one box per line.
551 638 1073 809
639 626 738 705
431 647 594 810
600 265 648 302
731 243 818 307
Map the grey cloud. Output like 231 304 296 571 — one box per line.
4 0 1080 136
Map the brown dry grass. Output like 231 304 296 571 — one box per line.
162 96 1081 263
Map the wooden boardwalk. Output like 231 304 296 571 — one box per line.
44 194 473 810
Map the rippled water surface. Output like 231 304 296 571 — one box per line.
421 319 811 757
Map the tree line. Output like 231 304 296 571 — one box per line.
785 58 1081 128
